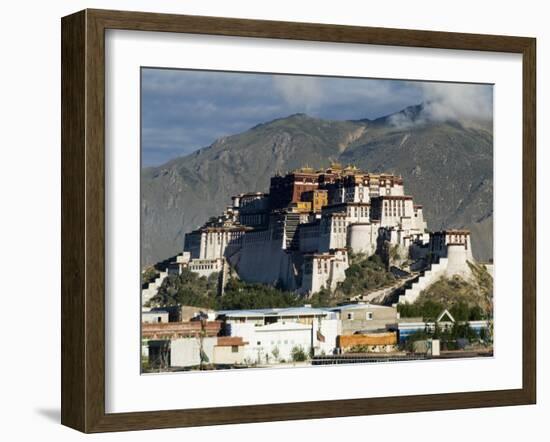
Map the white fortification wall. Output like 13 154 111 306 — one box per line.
299 223 320 253
141 271 168 306
347 223 377 255
445 244 472 278
397 258 449 305
398 244 474 305
236 232 295 289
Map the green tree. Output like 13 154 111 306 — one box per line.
148 269 219 309
467 262 494 319
309 287 332 307
468 305 485 321
450 301 470 321
221 279 302 310
335 254 395 298
290 346 308 362
397 299 445 321
141 266 159 287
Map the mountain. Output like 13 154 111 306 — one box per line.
141 107 493 267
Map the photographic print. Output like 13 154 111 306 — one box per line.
140 68 494 373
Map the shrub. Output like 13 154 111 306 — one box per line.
335 254 395 297
290 346 308 362
141 266 159 287
149 270 303 310
397 300 445 321
220 279 302 310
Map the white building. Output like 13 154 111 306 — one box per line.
167 249 224 279
301 249 349 294
219 307 340 363
168 336 248 367
185 226 248 260
430 230 474 262
141 310 169 324
169 336 217 367
330 303 398 334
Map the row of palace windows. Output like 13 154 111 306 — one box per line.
383 200 405 217
189 264 217 270
349 206 369 217
207 231 245 244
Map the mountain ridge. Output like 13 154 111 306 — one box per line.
141 105 493 267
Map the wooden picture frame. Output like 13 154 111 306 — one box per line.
61 8 536 433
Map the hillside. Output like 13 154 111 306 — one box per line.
141 107 493 266
397 262 494 321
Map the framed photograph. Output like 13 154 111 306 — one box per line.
61 9 536 433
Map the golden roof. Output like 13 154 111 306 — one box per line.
294 165 315 174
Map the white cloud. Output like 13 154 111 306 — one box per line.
388 82 493 128
272 76 324 112
419 82 493 121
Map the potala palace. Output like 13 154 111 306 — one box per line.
144 163 487 306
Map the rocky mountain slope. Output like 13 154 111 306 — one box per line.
141 106 493 266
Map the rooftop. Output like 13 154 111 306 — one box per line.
434 229 471 235
331 303 395 311
216 336 248 347
217 306 332 318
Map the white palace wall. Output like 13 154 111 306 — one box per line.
398 243 474 304
445 244 472 278
348 223 378 255
299 223 321 253
300 250 348 294
236 231 295 288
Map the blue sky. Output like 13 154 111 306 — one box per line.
141 68 492 167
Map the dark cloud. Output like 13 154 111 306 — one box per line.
141 68 490 167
